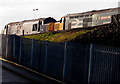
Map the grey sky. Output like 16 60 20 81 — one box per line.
0 0 119 33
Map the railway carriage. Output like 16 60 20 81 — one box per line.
4 17 56 35
2 7 120 35
61 7 120 30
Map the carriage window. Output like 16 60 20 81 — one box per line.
70 16 74 19
83 18 92 22
75 16 79 18
4 25 8 29
79 15 84 17
90 14 93 17
85 15 89 17
32 24 37 31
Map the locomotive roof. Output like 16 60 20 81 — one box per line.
23 18 45 22
63 7 120 17
7 18 46 25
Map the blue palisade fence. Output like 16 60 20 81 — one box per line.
1 34 120 84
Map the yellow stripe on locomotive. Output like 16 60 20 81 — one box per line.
54 22 63 31
48 22 64 32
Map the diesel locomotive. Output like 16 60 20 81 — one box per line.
2 7 120 35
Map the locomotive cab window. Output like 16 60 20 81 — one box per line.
32 24 37 31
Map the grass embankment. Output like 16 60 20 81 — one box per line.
24 30 91 42
72 23 120 47
24 23 120 46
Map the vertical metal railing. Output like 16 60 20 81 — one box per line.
44 41 48 74
62 42 67 82
13 35 15 59
5 35 8 58
19 37 22 64
0 35 1 56
88 43 93 83
30 39 34 68
1 35 120 83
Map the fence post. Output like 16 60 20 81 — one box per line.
5 35 8 58
19 37 22 64
0 35 2 57
44 40 48 74
30 39 34 68
62 42 67 82
88 43 93 83
13 35 15 59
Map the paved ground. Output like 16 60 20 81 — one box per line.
0 60 33 84
1 67 32 84
0 59 62 84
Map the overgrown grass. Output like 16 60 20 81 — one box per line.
24 22 120 47
24 30 90 42
72 23 120 47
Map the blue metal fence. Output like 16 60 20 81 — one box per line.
64 42 90 83
90 44 120 83
1 35 7 57
1 34 120 83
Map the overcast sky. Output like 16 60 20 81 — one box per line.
0 0 119 33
